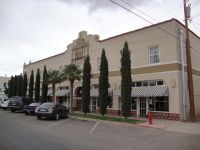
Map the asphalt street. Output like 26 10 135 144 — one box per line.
0 109 199 150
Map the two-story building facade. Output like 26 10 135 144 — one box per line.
24 18 200 120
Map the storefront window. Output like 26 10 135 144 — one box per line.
157 80 163 85
136 81 142 87
149 80 156 86
149 97 169 112
142 81 148 86
131 97 137 110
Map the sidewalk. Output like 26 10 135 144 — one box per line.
136 118 200 135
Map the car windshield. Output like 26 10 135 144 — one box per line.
40 103 55 108
10 97 21 102
29 103 40 106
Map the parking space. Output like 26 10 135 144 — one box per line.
0 109 200 150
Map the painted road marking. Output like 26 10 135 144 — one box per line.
89 121 100 134
45 120 67 129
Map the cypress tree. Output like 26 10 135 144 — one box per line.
3 82 8 96
22 72 28 97
8 76 13 98
35 68 40 102
17 74 22 96
99 49 109 116
42 65 48 103
12 75 17 96
121 41 132 118
82 55 91 115
28 70 34 98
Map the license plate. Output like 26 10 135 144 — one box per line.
40 109 46 112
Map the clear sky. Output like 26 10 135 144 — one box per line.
0 0 200 77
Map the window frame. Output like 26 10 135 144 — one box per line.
149 46 160 64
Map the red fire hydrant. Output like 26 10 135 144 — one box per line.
148 111 153 125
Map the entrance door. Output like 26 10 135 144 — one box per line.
92 97 97 112
140 98 146 117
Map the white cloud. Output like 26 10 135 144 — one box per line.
0 0 199 77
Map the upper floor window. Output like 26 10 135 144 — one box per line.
132 79 164 87
149 46 159 64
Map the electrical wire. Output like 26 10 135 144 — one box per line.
108 0 200 55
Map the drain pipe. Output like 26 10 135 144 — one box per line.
178 28 186 121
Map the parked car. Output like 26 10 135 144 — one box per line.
1 99 10 110
8 96 33 112
35 102 69 120
23 102 41 115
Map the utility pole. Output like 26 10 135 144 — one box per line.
183 0 195 121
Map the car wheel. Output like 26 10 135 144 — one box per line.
11 109 15 112
25 112 29 115
37 116 42 120
55 113 59 120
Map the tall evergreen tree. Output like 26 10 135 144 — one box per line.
35 69 40 102
17 74 23 96
22 72 28 97
99 49 109 116
3 82 8 96
121 41 132 118
81 55 91 115
28 70 34 98
8 76 13 98
12 75 17 96
42 65 48 103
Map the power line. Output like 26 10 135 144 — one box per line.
120 0 158 23
190 21 200 34
108 0 200 55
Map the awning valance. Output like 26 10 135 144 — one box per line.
55 90 70 97
90 88 99 97
47 90 70 97
113 86 169 97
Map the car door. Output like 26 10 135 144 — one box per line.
56 103 64 117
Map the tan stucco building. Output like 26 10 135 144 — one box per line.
24 18 200 120
0 76 10 99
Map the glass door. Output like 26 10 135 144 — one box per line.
92 97 97 112
140 98 146 117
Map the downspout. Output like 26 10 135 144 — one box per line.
178 28 186 121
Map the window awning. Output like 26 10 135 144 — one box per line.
90 88 99 97
47 90 70 97
113 86 169 97
55 90 70 97
90 88 113 97
47 90 52 96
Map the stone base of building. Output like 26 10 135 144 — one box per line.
151 112 180 120
107 110 180 120
91 109 180 120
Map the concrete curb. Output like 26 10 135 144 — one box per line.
70 115 166 129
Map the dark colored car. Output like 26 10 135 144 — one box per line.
23 102 41 115
35 102 69 120
8 96 33 112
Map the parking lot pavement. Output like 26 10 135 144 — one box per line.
0 109 200 150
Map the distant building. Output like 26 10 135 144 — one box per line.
24 18 200 120
0 76 10 98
